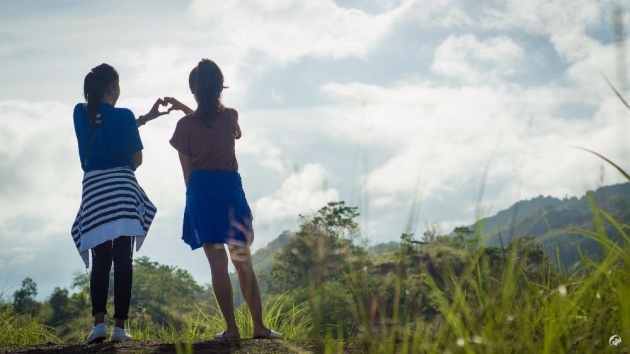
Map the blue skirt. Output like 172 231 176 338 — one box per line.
182 169 253 250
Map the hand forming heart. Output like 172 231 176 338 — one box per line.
145 98 171 121
163 96 194 115
158 100 172 114
140 97 193 126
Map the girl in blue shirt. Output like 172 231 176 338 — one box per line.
73 63 165 343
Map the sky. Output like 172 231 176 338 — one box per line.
0 0 629 300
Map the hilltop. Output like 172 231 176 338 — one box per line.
469 182 630 268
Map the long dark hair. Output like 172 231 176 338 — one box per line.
189 59 227 127
83 63 119 124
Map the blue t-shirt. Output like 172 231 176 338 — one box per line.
73 103 143 172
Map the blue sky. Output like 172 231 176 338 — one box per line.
0 0 629 300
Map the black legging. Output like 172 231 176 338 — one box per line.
90 237 133 320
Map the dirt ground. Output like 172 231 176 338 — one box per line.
1 339 358 354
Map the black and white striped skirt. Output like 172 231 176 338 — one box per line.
71 167 157 267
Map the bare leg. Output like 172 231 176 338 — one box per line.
204 243 240 338
94 312 105 325
229 245 269 337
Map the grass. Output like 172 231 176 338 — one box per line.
2 194 629 353
2 209 629 354
126 290 312 342
0 307 57 345
346 237 628 353
345 152 630 353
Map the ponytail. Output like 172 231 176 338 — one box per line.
190 59 227 127
83 63 119 124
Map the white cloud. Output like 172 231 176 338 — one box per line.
116 45 192 97
238 131 286 172
402 0 473 28
252 163 340 244
479 0 603 64
318 72 629 226
188 0 416 63
0 100 85 295
480 0 602 35
431 35 524 82
0 101 80 232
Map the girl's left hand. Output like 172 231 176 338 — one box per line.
145 98 169 121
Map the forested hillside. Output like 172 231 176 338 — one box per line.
469 182 630 268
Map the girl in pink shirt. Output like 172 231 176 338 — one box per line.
167 59 282 340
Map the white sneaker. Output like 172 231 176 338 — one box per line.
86 323 107 343
111 326 133 342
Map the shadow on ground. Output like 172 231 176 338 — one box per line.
0 339 323 354
1 339 335 354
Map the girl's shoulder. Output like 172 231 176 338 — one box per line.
73 103 88 118
112 106 134 118
107 107 135 126
223 106 237 115
178 112 197 124
174 112 198 131
222 107 238 121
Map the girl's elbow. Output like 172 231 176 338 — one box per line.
132 152 143 168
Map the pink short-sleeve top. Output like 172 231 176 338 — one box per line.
170 107 239 171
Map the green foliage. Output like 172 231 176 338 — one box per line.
131 256 207 326
265 202 378 337
422 222 440 243
0 307 57 345
32 257 216 342
309 201 360 240
47 287 70 326
12 278 40 316
6 174 630 352
368 241 399 256
266 202 368 294
260 292 313 340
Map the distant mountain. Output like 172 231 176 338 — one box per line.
469 182 630 268
251 230 292 275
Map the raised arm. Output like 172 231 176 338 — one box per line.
164 97 194 115
137 98 169 127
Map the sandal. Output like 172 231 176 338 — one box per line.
253 329 283 339
214 331 240 340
